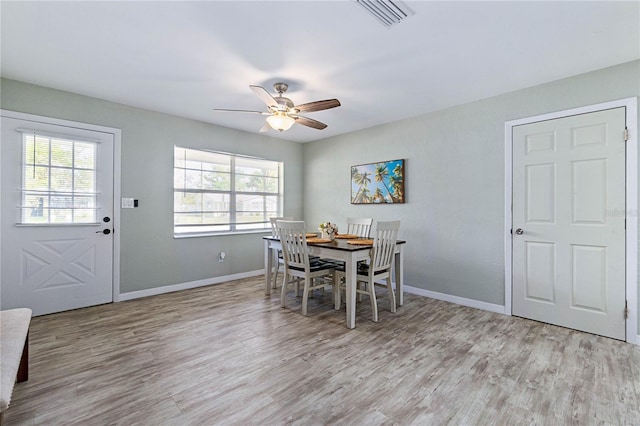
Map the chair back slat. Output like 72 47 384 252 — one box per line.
346 217 373 238
370 221 400 273
270 216 293 238
276 220 310 272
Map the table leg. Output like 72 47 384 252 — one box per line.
272 250 279 289
346 255 357 329
264 240 273 296
334 273 341 310
394 246 404 306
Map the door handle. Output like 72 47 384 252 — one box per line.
515 228 524 235
96 229 111 235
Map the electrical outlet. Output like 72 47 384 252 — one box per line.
218 251 226 263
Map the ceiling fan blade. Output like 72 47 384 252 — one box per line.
295 115 328 130
259 122 271 133
294 99 341 113
212 108 269 115
250 85 278 108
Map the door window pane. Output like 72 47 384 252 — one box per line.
21 134 98 224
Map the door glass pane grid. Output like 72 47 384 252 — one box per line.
21 134 98 224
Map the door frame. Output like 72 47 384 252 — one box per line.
0 109 122 304
503 98 638 345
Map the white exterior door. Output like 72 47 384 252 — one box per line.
512 107 626 340
1 114 115 316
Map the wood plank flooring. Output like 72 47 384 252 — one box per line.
4 276 640 425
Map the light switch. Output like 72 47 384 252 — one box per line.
121 198 134 208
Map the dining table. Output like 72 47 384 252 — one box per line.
263 235 406 329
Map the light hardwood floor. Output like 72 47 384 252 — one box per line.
4 276 640 425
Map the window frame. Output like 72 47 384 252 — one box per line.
173 146 283 238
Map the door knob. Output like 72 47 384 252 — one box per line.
515 228 524 235
96 229 111 235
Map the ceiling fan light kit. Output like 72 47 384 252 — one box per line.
266 112 295 132
213 82 341 133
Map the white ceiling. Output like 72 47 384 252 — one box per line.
1 1 638 143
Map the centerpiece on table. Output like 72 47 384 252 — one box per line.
318 222 338 240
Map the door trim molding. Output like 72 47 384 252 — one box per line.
0 109 123 305
504 98 638 344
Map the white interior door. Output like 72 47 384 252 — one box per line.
1 114 114 316
512 107 626 340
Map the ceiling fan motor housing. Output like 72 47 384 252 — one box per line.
273 96 294 111
272 83 294 112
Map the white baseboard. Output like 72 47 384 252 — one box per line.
404 285 506 315
118 270 263 301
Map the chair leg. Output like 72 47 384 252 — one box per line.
302 278 311 316
368 281 378 322
334 275 342 310
387 277 396 313
280 273 289 308
273 268 279 290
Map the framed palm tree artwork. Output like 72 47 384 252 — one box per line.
351 159 405 204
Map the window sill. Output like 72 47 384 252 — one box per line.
173 229 271 239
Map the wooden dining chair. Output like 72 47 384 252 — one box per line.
335 221 400 322
345 217 373 237
334 218 373 294
277 220 336 316
269 216 293 288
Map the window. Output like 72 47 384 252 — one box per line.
20 132 98 224
174 147 282 236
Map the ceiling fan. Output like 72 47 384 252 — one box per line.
213 83 341 132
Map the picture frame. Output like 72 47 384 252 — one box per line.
351 159 405 204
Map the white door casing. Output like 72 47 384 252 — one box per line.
505 98 638 344
1 111 121 315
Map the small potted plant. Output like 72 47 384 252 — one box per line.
318 222 338 240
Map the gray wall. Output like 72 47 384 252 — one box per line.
2 60 639 332
303 60 640 316
0 78 304 293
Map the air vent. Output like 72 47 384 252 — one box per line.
354 0 415 28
